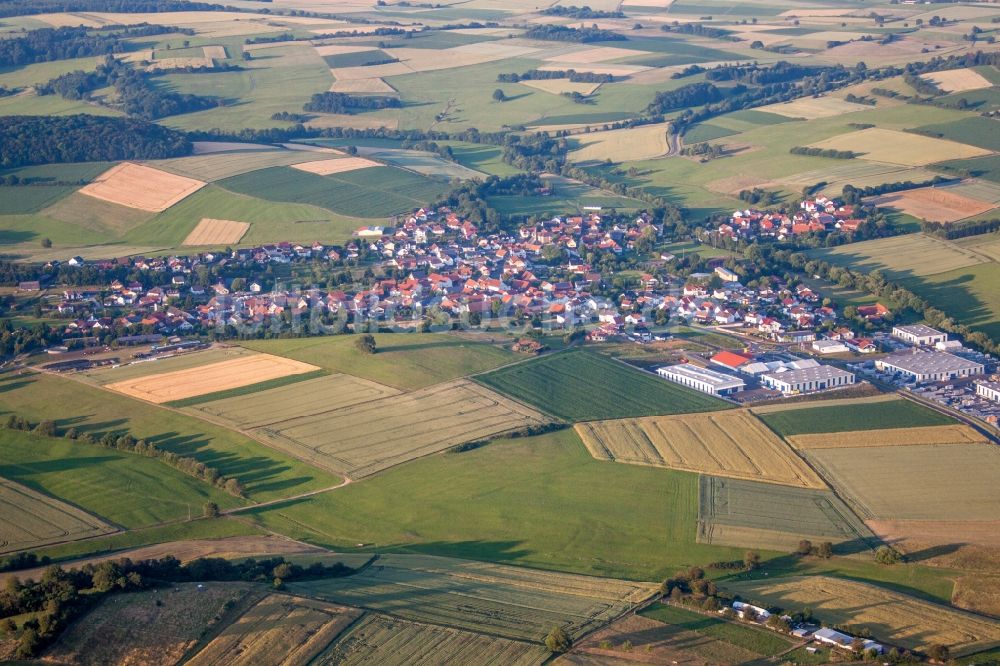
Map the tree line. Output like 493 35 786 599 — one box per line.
302 91 402 114
0 23 183 68
789 146 858 159
497 69 615 83
540 5 623 19
523 24 625 43
921 217 1000 240
660 22 736 40
839 175 953 205
1 554 355 658
0 115 191 168
3 416 246 498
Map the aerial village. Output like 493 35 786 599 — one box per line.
20 203 1000 422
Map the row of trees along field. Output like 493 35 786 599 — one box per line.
0 24 186 67
0 554 355 658
3 416 246 497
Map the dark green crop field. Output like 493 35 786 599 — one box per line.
474 350 729 421
758 399 953 436
218 166 448 218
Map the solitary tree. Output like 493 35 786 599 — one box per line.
816 541 833 558
796 539 813 556
356 333 377 354
203 502 220 518
545 626 571 653
874 545 901 565
743 550 761 570
493 88 507 102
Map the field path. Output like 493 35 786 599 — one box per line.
223 476 352 516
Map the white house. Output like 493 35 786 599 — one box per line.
812 339 849 354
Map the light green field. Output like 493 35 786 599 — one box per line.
900 261 1000 341
386 57 661 132
1 372 340 502
145 149 335 182
807 232 989 279
0 56 105 89
122 185 372 247
239 334 517 391
160 44 334 131
0 476 116 554
0 429 242 528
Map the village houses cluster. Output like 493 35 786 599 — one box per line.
716 196 864 241
37 208 857 347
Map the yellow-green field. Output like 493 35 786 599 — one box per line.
576 410 824 489
807 127 992 166
252 379 548 478
287 553 657 643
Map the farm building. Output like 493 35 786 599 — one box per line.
892 324 947 347
731 601 770 621
977 380 1000 403
876 350 984 383
710 350 754 372
656 364 745 396
760 365 855 395
813 628 884 655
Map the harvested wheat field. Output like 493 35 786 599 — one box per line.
787 424 987 450
314 613 549 666
44 582 266 666
0 477 116 555
313 44 378 57
576 411 825 489
870 185 996 222
202 45 227 60
520 79 602 96
923 67 993 93
803 443 1000 520
105 353 319 404
544 46 648 64
191 372 401 430
253 379 548 477
725 576 1000 655
807 128 992 166
761 96 872 119
182 218 251 246
187 595 362 666
290 157 380 175
569 123 671 163
954 575 1000 618
329 77 396 93
79 162 206 212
